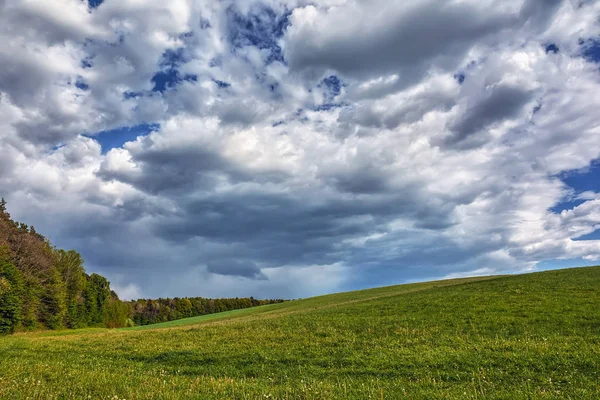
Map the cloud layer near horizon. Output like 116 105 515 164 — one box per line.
1 0 600 299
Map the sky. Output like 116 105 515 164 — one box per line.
1 0 600 300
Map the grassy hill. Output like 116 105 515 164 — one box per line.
1 267 599 399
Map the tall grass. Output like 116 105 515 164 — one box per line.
1 267 599 399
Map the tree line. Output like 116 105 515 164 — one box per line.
0 198 131 333
129 296 284 326
0 199 284 334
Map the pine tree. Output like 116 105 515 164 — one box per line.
86 274 111 325
39 266 67 329
55 250 87 328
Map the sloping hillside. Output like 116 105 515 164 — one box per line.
1 267 599 399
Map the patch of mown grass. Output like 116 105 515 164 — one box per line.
1 267 599 399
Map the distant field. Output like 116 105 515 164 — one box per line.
1 267 599 399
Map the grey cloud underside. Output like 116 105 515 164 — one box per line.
285 0 559 79
97 144 466 271
100 147 247 195
444 85 535 148
146 189 457 262
2 0 600 298
339 89 457 130
206 260 268 280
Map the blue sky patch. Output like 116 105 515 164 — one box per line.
81 59 93 69
88 0 103 9
227 5 290 64
271 9 291 38
159 48 187 69
549 199 586 214
560 160 600 193
123 91 142 99
574 229 600 241
545 43 559 54
213 79 231 88
317 76 345 105
151 48 196 92
581 38 600 63
152 70 179 92
455 61 477 83
50 144 65 152
88 123 160 154
321 75 342 96
152 71 197 92
536 257 596 271
551 160 600 213
75 77 89 91
313 103 346 112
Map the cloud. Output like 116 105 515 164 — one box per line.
444 83 535 148
2 0 600 299
207 259 268 280
111 282 143 301
284 0 534 80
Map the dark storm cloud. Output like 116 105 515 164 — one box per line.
153 191 383 254
285 0 519 79
91 133 469 278
0 145 17 180
3 0 600 301
330 170 390 194
136 177 467 274
0 53 51 108
444 85 534 148
206 259 268 280
98 140 257 196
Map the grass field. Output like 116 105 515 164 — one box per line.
1 267 599 399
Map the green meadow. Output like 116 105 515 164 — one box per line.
1 267 599 399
